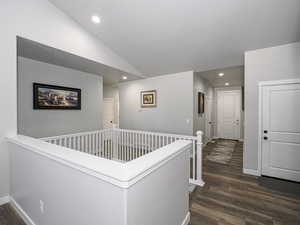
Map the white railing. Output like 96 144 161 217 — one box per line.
41 128 204 187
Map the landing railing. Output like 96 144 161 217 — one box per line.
41 128 204 187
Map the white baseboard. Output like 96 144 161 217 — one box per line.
10 197 36 225
243 168 260 176
188 184 196 193
181 212 190 225
0 196 10 206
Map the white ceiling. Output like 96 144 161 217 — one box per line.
196 66 244 88
17 37 142 85
49 0 300 76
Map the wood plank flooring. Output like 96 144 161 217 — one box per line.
190 140 300 225
1 139 299 225
0 204 25 225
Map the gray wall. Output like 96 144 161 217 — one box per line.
244 42 300 171
18 57 103 138
193 73 214 141
0 0 139 200
119 71 194 135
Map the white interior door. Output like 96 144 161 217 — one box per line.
103 98 114 129
261 83 300 182
217 89 241 140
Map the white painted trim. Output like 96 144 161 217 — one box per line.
243 168 260 176
181 212 191 225
7 135 192 189
214 86 242 91
257 84 263 176
189 179 205 187
239 139 244 142
10 197 36 225
258 79 300 86
188 184 196 193
257 79 300 176
0 196 10 206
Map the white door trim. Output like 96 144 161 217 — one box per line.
257 78 300 176
215 87 242 140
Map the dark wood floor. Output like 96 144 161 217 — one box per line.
1 140 299 225
0 204 25 225
190 140 300 225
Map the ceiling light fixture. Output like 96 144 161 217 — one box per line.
218 73 224 77
122 76 128 80
225 82 229 86
91 15 101 24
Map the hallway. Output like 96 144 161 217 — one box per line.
190 140 300 225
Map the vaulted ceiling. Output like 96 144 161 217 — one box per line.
49 0 300 76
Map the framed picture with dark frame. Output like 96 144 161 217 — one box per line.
141 90 157 108
33 83 81 110
198 92 205 114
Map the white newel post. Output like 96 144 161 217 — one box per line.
196 131 205 186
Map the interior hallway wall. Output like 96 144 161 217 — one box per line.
119 71 194 135
0 0 140 199
244 42 300 172
193 73 214 143
18 57 103 138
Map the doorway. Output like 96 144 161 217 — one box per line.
103 98 115 129
259 80 300 182
216 88 241 140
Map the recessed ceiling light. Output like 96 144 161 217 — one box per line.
91 15 101 24
122 76 127 80
225 82 229 86
218 73 224 77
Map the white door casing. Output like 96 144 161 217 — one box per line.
205 97 213 142
217 89 241 140
103 98 114 129
260 81 300 182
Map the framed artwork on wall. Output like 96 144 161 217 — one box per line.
198 92 205 114
141 90 157 108
33 83 81 110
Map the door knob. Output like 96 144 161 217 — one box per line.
264 136 268 140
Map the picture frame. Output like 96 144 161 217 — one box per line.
141 90 157 108
33 83 81 110
198 92 205 114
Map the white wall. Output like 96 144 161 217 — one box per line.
119 71 194 135
193 73 214 141
18 57 103 138
127 150 189 225
0 0 140 199
244 42 300 171
10 143 126 225
9 136 190 225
